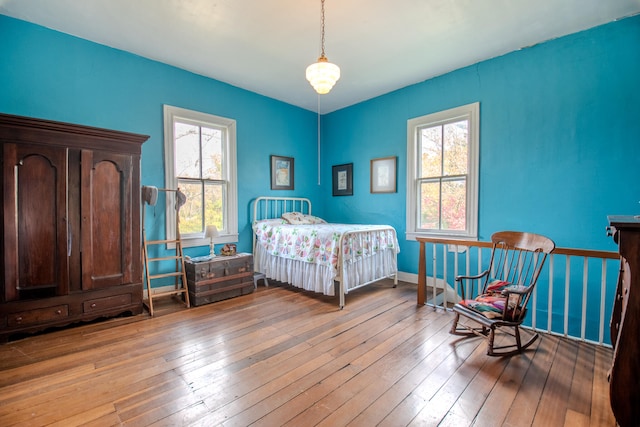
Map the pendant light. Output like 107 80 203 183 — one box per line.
306 0 340 95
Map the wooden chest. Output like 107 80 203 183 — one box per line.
185 253 254 306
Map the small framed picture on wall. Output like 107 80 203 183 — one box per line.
370 156 397 193
332 163 353 196
271 155 294 190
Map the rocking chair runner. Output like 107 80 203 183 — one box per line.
450 231 555 356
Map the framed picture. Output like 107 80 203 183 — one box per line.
270 155 294 190
370 156 397 193
332 163 353 196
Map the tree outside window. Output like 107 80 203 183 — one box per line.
419 120 468 232
174 122 225 235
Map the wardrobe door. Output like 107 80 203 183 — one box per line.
3 143 68 302
80 149 137 290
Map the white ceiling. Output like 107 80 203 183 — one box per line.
1 0 639 114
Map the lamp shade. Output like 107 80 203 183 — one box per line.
205 225 219 239
306 56 340 95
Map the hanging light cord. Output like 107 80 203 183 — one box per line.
317 0 326 184
317 95 321 185
320 0 326 58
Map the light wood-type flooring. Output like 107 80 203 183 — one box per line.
0 280 616 426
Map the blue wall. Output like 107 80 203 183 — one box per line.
321 15 640 274
0 15 320 258
1 13 639 276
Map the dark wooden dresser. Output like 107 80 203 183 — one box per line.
606 215 640 427
1 113 148 341
185 253 254 306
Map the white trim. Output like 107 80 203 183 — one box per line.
163 105 238 248
406 102 479 241
398 271 461 304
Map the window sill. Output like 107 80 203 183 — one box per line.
167 234 239 250
406 231 478 242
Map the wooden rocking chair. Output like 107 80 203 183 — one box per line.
450 231 555 356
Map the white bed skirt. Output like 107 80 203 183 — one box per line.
254 244 398 296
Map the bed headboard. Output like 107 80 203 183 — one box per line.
252 196 312 222
251 196 312 253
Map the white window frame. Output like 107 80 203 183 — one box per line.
406 102 479 241
163 105 238 248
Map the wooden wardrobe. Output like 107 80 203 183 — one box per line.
0 113 148 341
607 215 640 427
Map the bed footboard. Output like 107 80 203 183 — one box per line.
336 227 399 309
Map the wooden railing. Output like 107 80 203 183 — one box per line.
417 236 620 346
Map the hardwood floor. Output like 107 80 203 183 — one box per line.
0 280 616 426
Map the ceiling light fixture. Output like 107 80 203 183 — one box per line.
306 0 340 95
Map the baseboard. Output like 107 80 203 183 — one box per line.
397 271 417 284
396 271 449 289
396 270 461 304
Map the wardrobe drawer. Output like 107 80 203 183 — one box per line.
7 305 69 327
83 294 132 313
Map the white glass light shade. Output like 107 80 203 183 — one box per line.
306 56 340 95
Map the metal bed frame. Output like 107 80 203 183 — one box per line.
251 196 398 308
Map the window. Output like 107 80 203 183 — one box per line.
406 102 479 240
163 105 237 247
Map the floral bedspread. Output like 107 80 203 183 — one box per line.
253 220 398 270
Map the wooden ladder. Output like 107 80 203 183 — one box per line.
142 189 191 316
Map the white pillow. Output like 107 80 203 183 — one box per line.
281 212 327 225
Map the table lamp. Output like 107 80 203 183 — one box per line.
205 225 219 256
